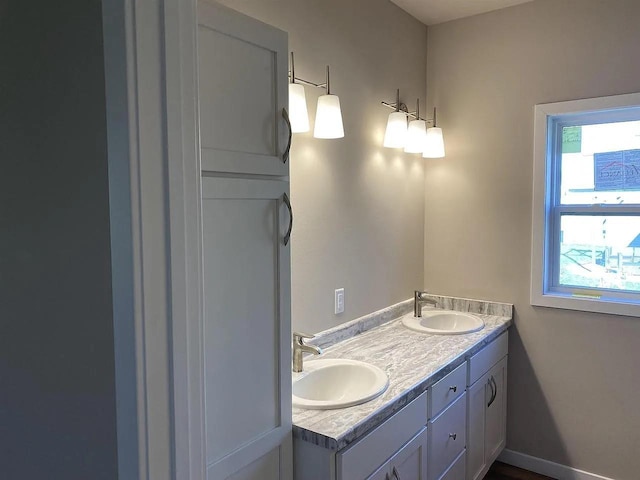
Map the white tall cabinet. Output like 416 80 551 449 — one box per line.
103 0 292 478
197 2 292 479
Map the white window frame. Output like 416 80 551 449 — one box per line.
531 92 640 317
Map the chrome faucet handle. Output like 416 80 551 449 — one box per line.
292 332 321 373
414 290 436 317
293 332 315 343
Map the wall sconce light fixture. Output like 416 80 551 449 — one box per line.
404 99 427 154
383 89 408 148
288 53 309 133
314 66 344 139
289 52 344 139
381 91 445 157
423 108 445 158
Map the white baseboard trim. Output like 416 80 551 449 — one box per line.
498 449 615 480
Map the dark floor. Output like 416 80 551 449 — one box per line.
483 462 556 480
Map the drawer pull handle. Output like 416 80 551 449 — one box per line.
392 467 402 479
449 385 457 393
449 433 457 440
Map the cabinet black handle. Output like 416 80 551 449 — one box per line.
493 377 498 403
487 377 493 407
392 466 401 480
283 192 293 246
494 376 498 405
488 376 497 407
449 385 457 393
282 108 292 164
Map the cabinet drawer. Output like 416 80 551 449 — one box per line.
429 392 466 479
431 362 466 418
469 332 508 386
338 391 428 480
438 449 465 480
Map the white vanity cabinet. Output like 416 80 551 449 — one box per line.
467 333 508 480
293 330 509 480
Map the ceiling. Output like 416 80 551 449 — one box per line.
390 0 534 25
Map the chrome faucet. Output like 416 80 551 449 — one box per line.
293 332 322 373
414 290 437 317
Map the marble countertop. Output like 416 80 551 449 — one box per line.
292 295 512 451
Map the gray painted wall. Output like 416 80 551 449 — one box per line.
217 0 427 334
425 1 640 478
0 0 118 478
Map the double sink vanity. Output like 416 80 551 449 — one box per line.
291 293 513 480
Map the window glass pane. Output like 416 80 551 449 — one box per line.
560 120 640 205
559 215 640 292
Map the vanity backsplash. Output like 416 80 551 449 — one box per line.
312 293 513 351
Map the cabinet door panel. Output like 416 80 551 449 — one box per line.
467 373 488 480
338 391 428 480
485 357 507 463
393 435 427 480
368 464 390 480
366 428 428 480
466 355 508 480
227 446 280 480
202 176 291 479
198 1 289 176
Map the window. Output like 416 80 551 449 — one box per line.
531 93 640 316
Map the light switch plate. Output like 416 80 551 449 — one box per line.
335 288 345 314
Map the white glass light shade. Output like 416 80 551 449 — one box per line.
313 94 344 139
423 127 445 158
404 119 427 153
288 83 309 133
383 112 408 148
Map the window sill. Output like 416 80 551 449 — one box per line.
531 291 640 317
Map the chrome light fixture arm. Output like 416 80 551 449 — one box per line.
381 101 436 123
288 52 330 91
380 91 438 124
381 88 408 114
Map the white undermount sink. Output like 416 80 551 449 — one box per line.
292 358 389 410
402 310 485 335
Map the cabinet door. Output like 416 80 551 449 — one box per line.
485 357 507 463
466 356 508 480
197 1 290 176
368 464 390 480
467 372 489 480
391 428 428 480
201 176 292 480
367 428 428 480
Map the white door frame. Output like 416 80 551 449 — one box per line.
102 0 204 479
